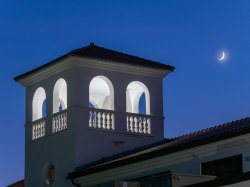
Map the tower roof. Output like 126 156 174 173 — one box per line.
14 43 175 81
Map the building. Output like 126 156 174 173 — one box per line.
7 180 24 187
14 43 250 187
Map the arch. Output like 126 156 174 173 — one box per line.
32 87 46 121
89 76 114 110
53 78 67 113
126 81 150 115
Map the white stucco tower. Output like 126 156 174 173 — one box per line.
14 43 174 187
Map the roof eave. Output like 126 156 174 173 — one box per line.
67 127 250 179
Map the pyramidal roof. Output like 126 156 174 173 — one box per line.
14 43 175 81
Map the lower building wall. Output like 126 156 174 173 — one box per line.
75 134 250 186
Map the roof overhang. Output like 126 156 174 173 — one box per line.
15 56 173 86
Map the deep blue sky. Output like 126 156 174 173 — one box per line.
1 0 250 186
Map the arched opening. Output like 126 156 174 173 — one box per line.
53 78 67 114
89 76 114 110
139 93 146 114
42 100 47 117
126 81 150 115
32 87 46 121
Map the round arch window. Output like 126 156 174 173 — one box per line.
43 164 55 186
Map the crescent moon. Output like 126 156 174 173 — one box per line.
218 51 225 61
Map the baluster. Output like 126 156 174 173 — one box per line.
39 123 41 137
37 124 40 138
138 117 142 133
52 118 55 133
97 112 102 128
54 117 56 133
33 125 35 140
60 114 62 130
143 117 147 134
111 113 114 130
130 116 134 132
61 114 63 130
36 124 39 138
35 125 37 139
94 111 97 128
55 117 57 132
102 113 106 129
35 124 38 138
40 123 42 137
89 111 93 127
58 115 61 131
41 123 43 137
147 118 151 134
54 117 57 132
56 116 59 132
106 113 110 129
61 114 64 130
64 113 67 129
42 122 45 136
126 116 130 131
56 115 59 131
134 116 138 132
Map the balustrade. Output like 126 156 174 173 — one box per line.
31 108 154 141
32 120 46 140
89 109 114 130
52 112 67 133
126 114 151 134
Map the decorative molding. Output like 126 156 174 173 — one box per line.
17 56 171 86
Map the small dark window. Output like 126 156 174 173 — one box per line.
201 154 243 179
44 164 55 186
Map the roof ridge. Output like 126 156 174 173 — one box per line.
171 116 250 141
72 43 172 66
70 42 95 53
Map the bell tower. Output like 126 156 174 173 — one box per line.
14 43 174 187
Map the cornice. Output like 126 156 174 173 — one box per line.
17 56 171 87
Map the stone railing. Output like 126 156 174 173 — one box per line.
126 113 151 134
52 111 67 133
89 108 114 130
32 120 46 140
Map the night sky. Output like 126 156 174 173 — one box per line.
1 0 250 186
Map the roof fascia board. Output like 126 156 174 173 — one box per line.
16 56 171 86
73 56 171 78
70 133 250 183
16 57 74 86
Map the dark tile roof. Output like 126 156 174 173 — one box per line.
67 117 250 179
7 179 24 187
14 43 175 81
